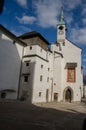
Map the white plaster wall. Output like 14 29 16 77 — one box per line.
20 37 83 103
19 56 36 102
21 45 53 103
32 57 50 103
57 25 66 43
20 45 51 103
0 33 23 99
53 54 62 101
24 45 47 61
51 39 83 102
21 44 53 103
58 39 82 101
24 45 37 55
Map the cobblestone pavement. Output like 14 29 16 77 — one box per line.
0 100 86 130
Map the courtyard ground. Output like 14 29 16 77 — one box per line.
0 100 86 130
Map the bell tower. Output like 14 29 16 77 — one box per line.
57 8 67 46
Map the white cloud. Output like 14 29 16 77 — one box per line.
11 30 22 36
83 65 86 74
32 0 82 28
69 27 86 45
33 0 62 28
16 0 27 8
82 18 86 25
82 8 86 15
16 15 36 24
63 0 81 10
10 26 31 36
65 13 73 25
19 26 31 32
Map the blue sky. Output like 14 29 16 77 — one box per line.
0 0 86 74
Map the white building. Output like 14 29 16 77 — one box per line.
0 10 83 103
0 25 26 99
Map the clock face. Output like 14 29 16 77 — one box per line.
59 30 64 35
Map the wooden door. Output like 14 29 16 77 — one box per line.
65 89 71 102
54 93 58 102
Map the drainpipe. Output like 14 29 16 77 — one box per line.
51 78 53 102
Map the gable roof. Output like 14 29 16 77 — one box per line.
0 24 27 46
19 31 50 45
56 38 82 50
66 38 82 50
54 51 63 58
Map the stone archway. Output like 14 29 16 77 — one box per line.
63 87 73 102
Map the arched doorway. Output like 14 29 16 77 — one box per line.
63 87 73 102
65 89 71 102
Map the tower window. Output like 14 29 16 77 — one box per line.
40 75 43 81
30 46 32 50
26 62 30 66
48 68 50 71
39 92 41 97
24 75 28 82
41 65 43 68
59 44 62 51
63 42 65 46
24 60 30 66
47 77 49 82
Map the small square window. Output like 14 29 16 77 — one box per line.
39 92 41 97
41 65 43 68
24 75 28 82
63 42 65 46
30 46 32 50
26 62 29 66
47 77 49 82
48 68 50 71
40 75 43 81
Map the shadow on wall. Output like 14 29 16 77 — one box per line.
18 61 36 103
0 37 22 99
0 101 85 130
